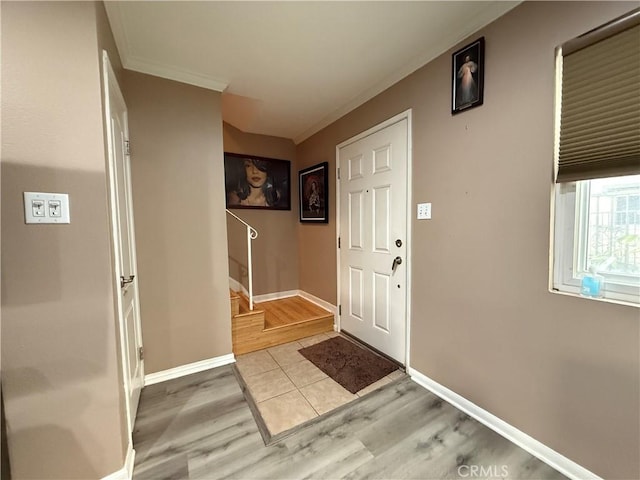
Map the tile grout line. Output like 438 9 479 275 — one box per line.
264 348 322 418
241 364 281 381
297 385 322 416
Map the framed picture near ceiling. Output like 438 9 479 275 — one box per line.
224 152 291 210
299 162 329 223
452 37 485 114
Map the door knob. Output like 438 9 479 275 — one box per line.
391 256 402 272
120 275 135 288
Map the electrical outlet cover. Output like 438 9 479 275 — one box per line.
24 192 70 224
417 202 432 220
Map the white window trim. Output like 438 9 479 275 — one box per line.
552 181 640 306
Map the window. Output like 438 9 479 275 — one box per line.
554 176 640 303
552 9 640 305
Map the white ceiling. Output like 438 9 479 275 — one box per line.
105 1 519 143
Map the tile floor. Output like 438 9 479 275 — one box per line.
235 331 405 436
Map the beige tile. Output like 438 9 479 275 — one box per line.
244 368 296 403
257 390 318 435
300 377 357 415
325 330 340 338
281 359 328 388
387 369 405 381
356 375 392 397
298 333 331 348
235 349 279 377
267 341 305 367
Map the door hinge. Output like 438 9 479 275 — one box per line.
338 237 341 248
138 346 144 361
125 140 131 155
337 167 341 180
339 305 342 315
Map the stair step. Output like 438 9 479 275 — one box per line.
229 289 240 316
230 295 334 355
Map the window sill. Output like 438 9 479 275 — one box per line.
550 286 639 308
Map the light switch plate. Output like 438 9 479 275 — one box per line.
417 202 432 220
24 192 70 224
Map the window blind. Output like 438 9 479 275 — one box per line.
556 11 640 183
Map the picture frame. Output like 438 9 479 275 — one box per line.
224 152 291 210
299 162 329 223
451 37 485 114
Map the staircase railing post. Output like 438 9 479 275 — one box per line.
226 209 258 311
247 225 253 311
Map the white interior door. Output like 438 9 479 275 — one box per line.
339 117 409 364
103 52 144 432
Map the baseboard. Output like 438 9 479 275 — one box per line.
102 442 135 480
297 290 338 317
228 277 249 297
253 290 299 303
144 354 236 386
407 367 602 480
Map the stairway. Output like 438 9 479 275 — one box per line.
230 290 334 355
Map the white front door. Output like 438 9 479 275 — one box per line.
103 52 144 432
338 116 409 364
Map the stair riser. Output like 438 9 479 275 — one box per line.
230 297 240 316
232 316 333 355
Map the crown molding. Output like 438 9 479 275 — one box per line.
124 56 228 92
104 2 227 92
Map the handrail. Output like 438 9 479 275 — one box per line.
226 209 258 310
225 209 259 239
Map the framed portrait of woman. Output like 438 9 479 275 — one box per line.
224 152 291 210
451 37 485 114
299 162 329 223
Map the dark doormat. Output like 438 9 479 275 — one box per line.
298 336 398 394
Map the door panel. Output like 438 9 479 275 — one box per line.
373 185 391 252
373 272 390 332
349 266 364 320
349 191 364 250
339 118 408 363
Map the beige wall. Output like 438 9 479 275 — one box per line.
223 123 299 295
123 71 232 374
296 2 639 479
1 1 125 477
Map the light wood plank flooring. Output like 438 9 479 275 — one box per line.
262 296 333 329
132 365 566 480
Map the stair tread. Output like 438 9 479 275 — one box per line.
260 296 332 328
234 307 266 318
264 312 333 330
236 292 254 315
231 294 334 355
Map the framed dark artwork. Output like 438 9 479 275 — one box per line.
299 162 329 223
452 37 485 114
224 152 291 210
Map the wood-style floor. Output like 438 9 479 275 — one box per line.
132 365 566 480
261 296 332 330
232 294 334 355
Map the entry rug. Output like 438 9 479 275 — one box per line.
298 336 397 394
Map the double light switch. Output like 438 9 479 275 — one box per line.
24 192 70 224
